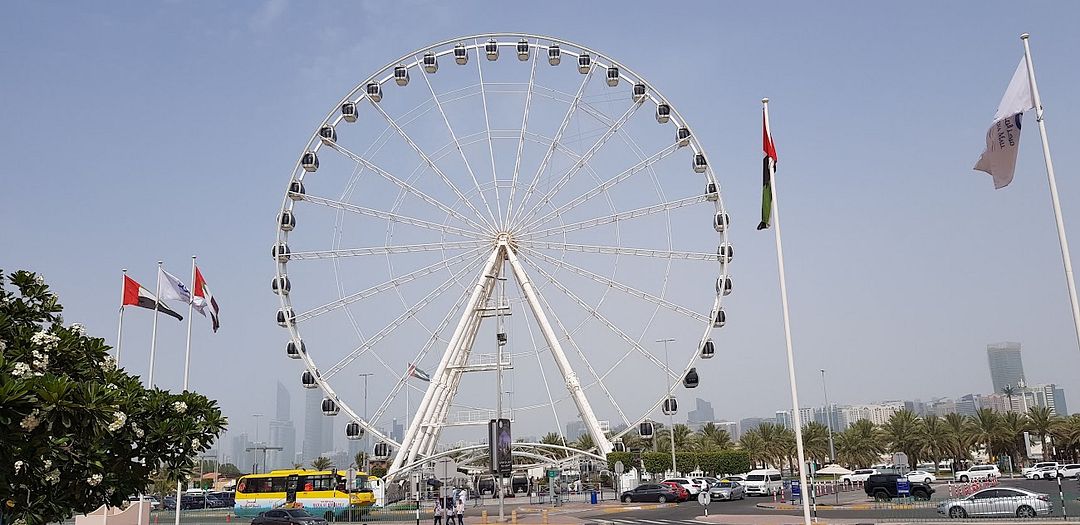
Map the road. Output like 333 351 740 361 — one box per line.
581 478 1080 523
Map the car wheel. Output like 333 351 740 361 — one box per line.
622 495 632 503
874 490 891 502
657 495 667 503
914 491 930 502
1016 505 1036 518
925 478 932 484
949 506 967 519
960 475 969 483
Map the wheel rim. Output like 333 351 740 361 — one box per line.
274 33 731 478
1018 506 1034 518
950 507 965 518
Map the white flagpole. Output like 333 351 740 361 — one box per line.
116 269 127 366
175 256 196 525
1020 33 1080 353
148 261 163 388
763 98 812 525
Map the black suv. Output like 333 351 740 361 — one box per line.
863 473 933 501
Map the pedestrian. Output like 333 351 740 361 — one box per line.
455 495 465 525
433 498 444 525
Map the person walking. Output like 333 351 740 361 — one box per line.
454 495 465 525
432 498 444 525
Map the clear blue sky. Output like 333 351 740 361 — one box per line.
4 1 1080 449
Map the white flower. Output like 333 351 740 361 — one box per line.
45 469 60 483
172 401 187 414
30 331 60 350
42 459 52 469
102 354 117 371
11 362 30 377
14 460 24 473
132 425 144 438
106 383 118 390
34 274 45 286
107 411 127 432
0 339 6 352
87 473 103 486
20 410 41 431
190 438 201 449
31 350 48 370
71 323 86 336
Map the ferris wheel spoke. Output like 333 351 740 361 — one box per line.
503 40 540 227
520 297 569 444
520 143 682 233
518 240 719 261
511 65 595 227
522 257 680 384
520 194 708 240
322 257 485 380
300 194 486 239
518 247 710 324
412 57 501 230
366 99 500 231
473 41 504 225
326 141 493 234
295 247 487 323
291 240 488 261
513 98 645 229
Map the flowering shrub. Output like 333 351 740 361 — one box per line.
0 270 227 525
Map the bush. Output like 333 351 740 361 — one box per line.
0 270 227 525
606 452 633 472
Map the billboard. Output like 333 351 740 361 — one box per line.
488 418 512 475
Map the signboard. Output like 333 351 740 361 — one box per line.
698 491 711 506
547 469 559 479
790 480 801 498
614 461 625 475
488 418 512 475
897 478 910 496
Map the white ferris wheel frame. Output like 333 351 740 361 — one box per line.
273 33 731 480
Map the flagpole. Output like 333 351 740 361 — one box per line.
1020 33 1080 354
763 98 811 525
148 261 163 388
116 269 128 366
175 255 196 525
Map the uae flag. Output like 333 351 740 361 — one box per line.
122 275 183 321
407 363 431 382
192 265 220 332
757 109 778 230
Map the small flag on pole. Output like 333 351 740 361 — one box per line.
407 363 431 382
757 109 779 230
122 275 183 321
974 58 1035 189
157 267 192 304
192 265 220 332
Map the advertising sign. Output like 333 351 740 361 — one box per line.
488 418 512 475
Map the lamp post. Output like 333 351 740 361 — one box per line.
359 372 374 470
820 370 835 462
656 338 677 475
252 413 264 473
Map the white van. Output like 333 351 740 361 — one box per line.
742 468 782 496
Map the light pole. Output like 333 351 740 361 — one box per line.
656 338 677 475
252 413 264 473
820 370 835 462
359 372 374 470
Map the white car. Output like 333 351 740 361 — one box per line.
1058 464 1080 479
906 470 937 483
1027 466 1060 480
662 478 700 495
741 469 783 496
839 469 878 484
1022 462 1059 477
954 464 1000 482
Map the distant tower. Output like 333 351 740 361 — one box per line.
269 381 296 470
303 387 325 464
987 342 1026 394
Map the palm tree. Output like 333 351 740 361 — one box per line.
738 428 766 468
572 433 595 451
1027 406 1056 461
756 423 787 469
920 415 949 470
999 411 1030 468
657 424 694 452
800 422 831 464
777 427 798 474
943 413 972 471
311 456 333 471
1050 415 1080 462
696 422 734 451
1002 385 1017 412
968 408 1005 462
835 419 883 468
353 451 368 469
882 410 925 469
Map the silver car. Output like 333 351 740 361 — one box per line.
708 480 745 501
937 487 1052 519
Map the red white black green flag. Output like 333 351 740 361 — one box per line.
757 110 778 230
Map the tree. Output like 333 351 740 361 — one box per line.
920 415 948 470
312 456 333 471
656 424 693 452
968 408 1005 462
882 410 925 468
1027 407 1056 461
835 419 883 468
998 411 1029 467
738 429 766 469
353 451 368 469
218 463 242 479
1002 386 1016 412
943 413 972 470
572 433 595 451
800 422 831 464
0 270 227 525
695 423 733 451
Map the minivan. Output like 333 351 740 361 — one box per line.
742 468 782 496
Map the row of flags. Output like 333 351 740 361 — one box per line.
122 266 220 332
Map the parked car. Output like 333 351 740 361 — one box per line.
906 470 937 484
660 481 690 502
251 509 328 525
741 469 783 496
126 496 160 510
1058 464 1080 479
620 483 680 503
937 487 1052 519
863 473 934 501
840 469 879 484
1027 465 1061 480
692 477 718 491
708 479 745 501
661 478 700 495
954 465 1000 482
1022 462 1059 477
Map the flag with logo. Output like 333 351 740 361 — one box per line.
192 265 220 332
122 274 183 321
757 109 778 230
157 267 192 305
974 58 1035 189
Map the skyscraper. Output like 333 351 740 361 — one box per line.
303 387 325 464
269 382 297 470
687 398 715 425
987 342 1025 394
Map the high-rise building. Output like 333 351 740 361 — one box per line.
841 402 905 426
956 394 980 417
566 421 585 441
303 388 325 464
987 342 1025 394
716 421 738 440
230 432 250 473
813 405 842 432
687 398 715 425
739 417 765 435
1052 386 1069 416
269 382 297 470
391 419 404 442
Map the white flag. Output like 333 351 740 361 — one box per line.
974 58 1035 189
157 267 192 304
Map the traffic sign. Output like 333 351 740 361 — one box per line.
791 480 801 498
614 461 624 475
897 478 910 496
547 469 559 479
698 491 710 506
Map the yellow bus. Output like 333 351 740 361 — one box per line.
234 469 375 518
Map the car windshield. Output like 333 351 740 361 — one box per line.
746 475 765 481
715 482 733 488
285 510 312 518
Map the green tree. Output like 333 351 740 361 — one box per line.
657 424 693 451
540 432 568 459
218 463 243 478
572 432 595 451
943 413 972 470
312 456 333 471
0 270 227 525
998 411 1029 467
353 451 368 469
920 415 949 470
835 419 883 468
882 410 925 468
968 408 1004 461
695 423 733 451
1002 386 1016 412
1026 407 1056 461
738 429 766 469
800 422 831 464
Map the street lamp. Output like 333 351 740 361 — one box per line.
656 338 677 475
820 369 835 462
359 373 374 470
252 413 264 473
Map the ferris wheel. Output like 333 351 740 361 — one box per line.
273 33 732 477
